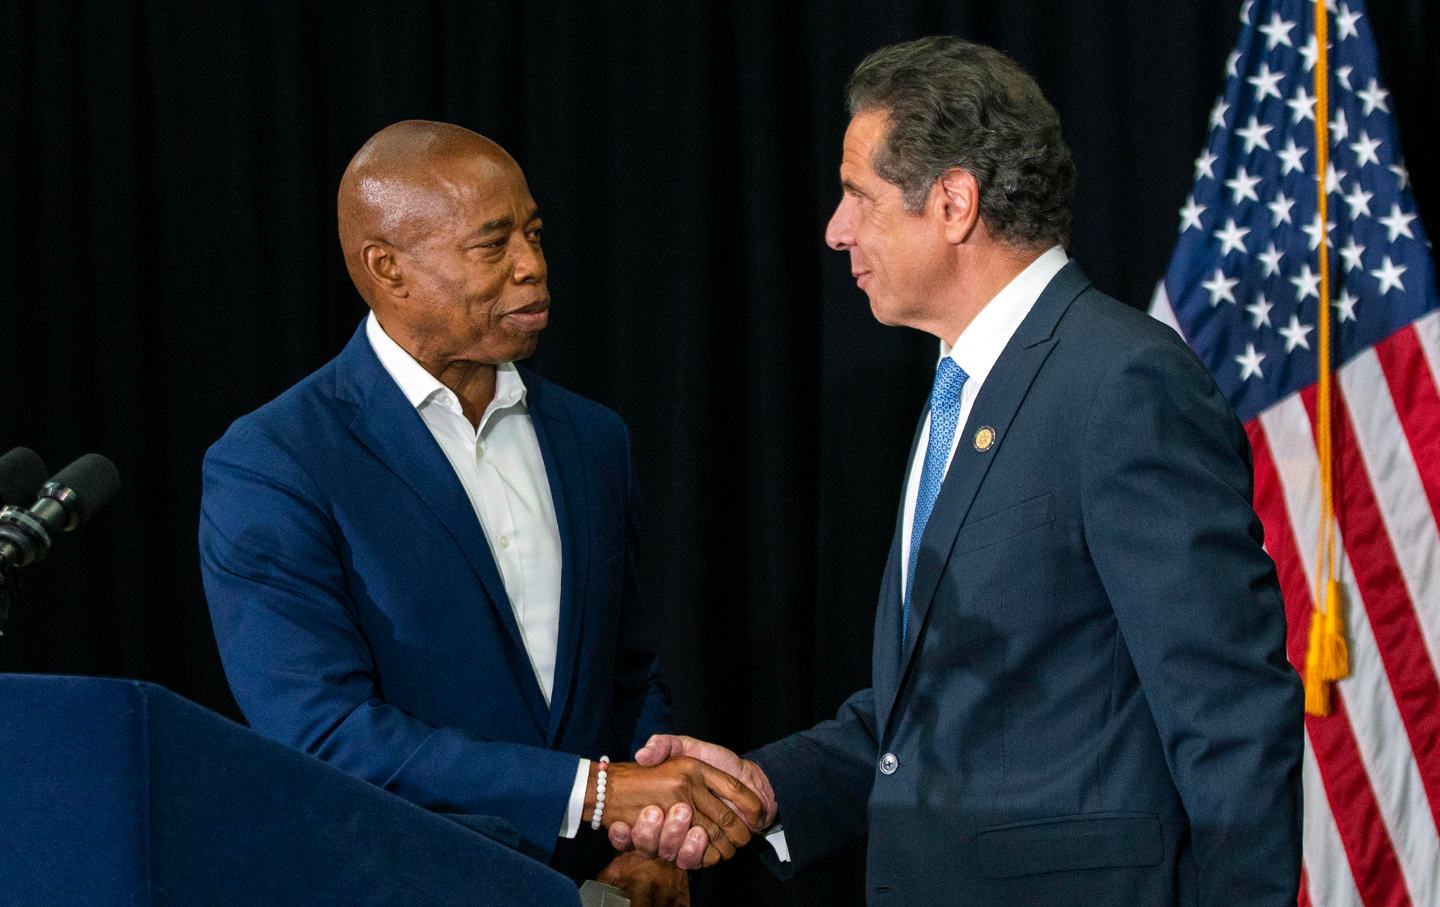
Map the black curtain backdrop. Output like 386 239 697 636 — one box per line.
2 1 1436 903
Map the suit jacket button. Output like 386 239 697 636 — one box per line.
879 752 899 775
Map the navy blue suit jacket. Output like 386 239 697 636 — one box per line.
751 263 1303 905
200 322 672 873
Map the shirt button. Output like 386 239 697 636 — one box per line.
476 445 485 459
879 753 899 775
499 535 511 549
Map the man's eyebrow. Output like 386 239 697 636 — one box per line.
477 215 515 234
841 178 867 197
476 209 540 234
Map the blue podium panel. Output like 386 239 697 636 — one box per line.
0 674 580 906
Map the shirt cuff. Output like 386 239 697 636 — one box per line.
764 825 792 862
558 757 591 839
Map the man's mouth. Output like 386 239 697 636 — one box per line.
504 300 550 330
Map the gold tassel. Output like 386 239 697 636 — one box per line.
1306 677 1333 718
1317 580 1350 682
1304 607 1331 716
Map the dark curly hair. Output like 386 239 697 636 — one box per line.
846 36 1077 248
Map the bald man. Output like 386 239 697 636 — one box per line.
199 121 758 903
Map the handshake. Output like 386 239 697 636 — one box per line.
589 735 777 870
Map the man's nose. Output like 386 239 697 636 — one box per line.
511 238 545 283
825 199 852 251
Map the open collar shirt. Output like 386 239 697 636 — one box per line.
366 312 590 838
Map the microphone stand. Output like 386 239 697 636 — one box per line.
0 576 11 636
0 501 55 637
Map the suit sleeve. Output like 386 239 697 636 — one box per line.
745 687 878 878
609 424 674 756
199 426 580 864
1081 334 1304 906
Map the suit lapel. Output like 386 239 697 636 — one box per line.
885 263 1091 729
873 413 926 736
523 371 592 745
336 327 549 733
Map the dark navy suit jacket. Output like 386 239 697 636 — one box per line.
751 263 1303 905
199 322 672 875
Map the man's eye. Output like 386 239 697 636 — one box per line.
528 229 543 242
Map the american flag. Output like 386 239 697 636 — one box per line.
1150 0 1440 903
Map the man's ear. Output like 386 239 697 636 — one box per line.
362 240 408 298
937 168 980 244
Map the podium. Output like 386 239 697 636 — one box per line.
0 674 581 905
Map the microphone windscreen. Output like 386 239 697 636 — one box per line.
49 454 121 525
0 448 49 507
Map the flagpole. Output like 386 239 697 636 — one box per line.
1306 0 1349 718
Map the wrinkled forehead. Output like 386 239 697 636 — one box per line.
359 153 531 238
839 109 889 180
356 174 450 237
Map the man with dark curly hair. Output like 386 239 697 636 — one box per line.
615 37 1303 905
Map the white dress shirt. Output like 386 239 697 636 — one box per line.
366 313 591 839
899 245 1069 597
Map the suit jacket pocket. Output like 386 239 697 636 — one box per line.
954 492 1055 557
976 811 1162 879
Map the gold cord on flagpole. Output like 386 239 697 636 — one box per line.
1305 0 1349 718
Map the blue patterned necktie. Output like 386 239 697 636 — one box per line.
903 357 969 645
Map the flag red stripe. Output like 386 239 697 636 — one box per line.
1297 866 1311 907
1307 698 1414 907
1248 420 1318 669
1249 420 1412 907
1374 325 1440 533
1301 385 1440 832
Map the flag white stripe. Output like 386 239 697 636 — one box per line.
1303 732 1364 907
1148 281 1185 338
1415 309 1440 390
1339 349 1440 685
1260 394 1430 901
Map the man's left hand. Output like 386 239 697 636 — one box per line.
595 852 690 907
610 734 778 869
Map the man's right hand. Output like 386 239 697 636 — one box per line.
590 755 763 867
608 735 779 870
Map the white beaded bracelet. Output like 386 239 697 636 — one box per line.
589 755 610 831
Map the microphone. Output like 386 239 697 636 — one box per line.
0 454 122 574
0 448 48 507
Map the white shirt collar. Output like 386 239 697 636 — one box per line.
365 311 528 428
940 244 1069 381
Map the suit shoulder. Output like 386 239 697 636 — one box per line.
519 367 630 443
206 357 346 469
1065 287 1191 351
1056 286 1211 383
1060 287 1245 446
1044 285 1238 439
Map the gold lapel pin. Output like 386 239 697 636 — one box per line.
974 426 996 452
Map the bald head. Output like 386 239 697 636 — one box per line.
333 120 550 388
337 120 523 303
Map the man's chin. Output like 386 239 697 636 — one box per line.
868 297 900 327
502 333 542 362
